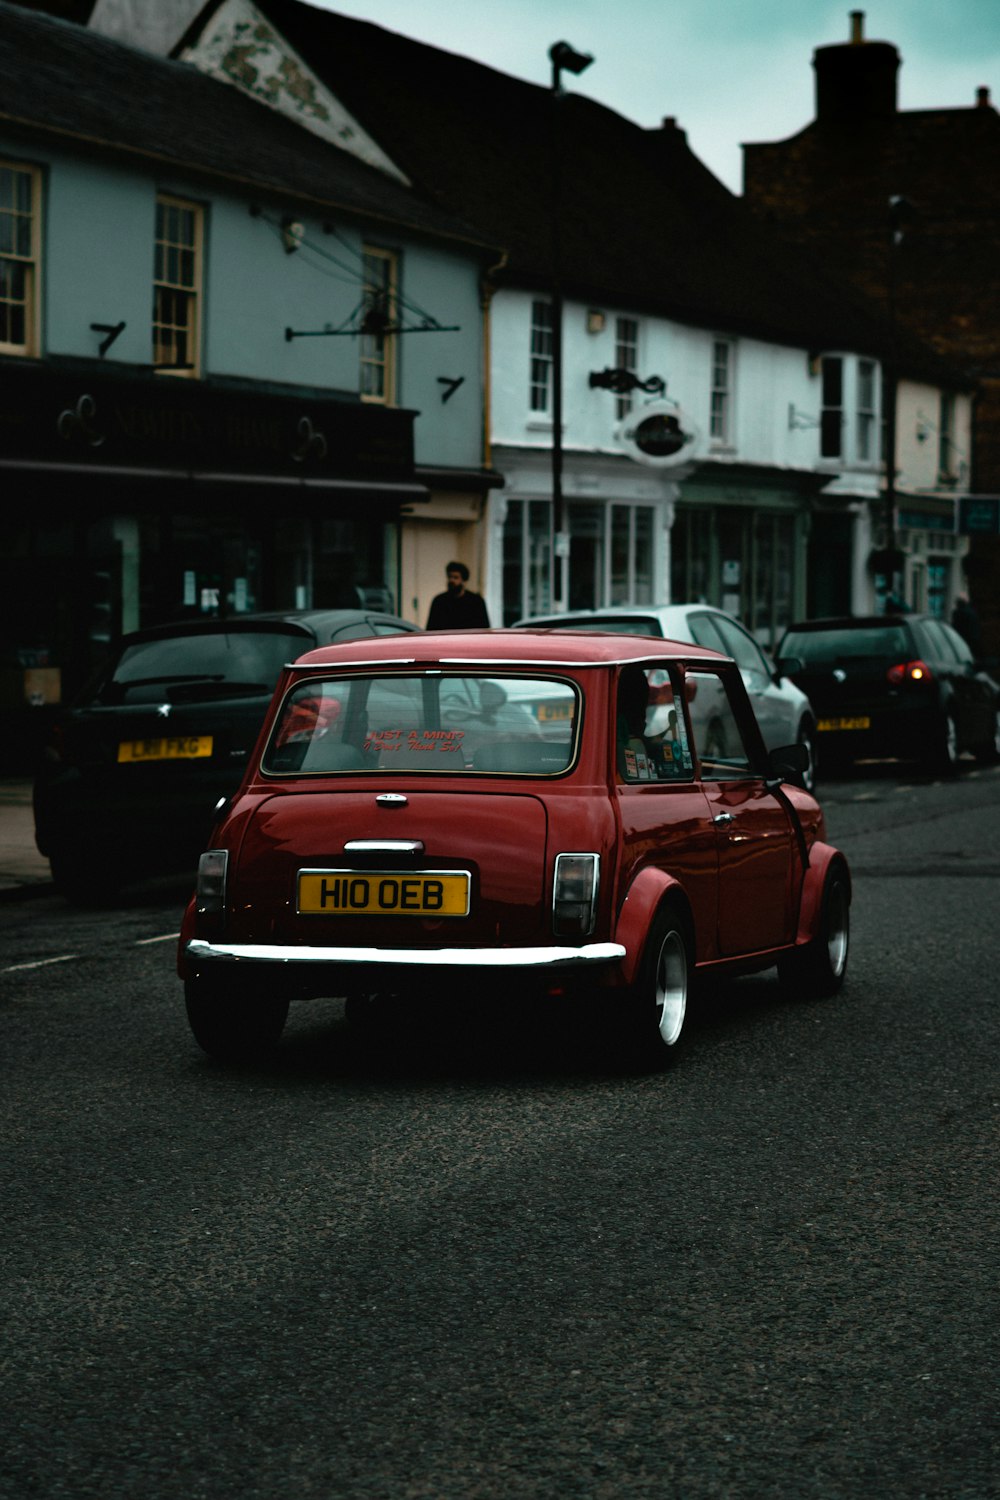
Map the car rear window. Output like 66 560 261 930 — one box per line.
263 673 580 776
92 628 310 705
781 624 911 663
532 616 664 636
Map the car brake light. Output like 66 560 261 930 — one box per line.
196 849 228 915
553 853 599 937
887 659 933 685
45 721 67 763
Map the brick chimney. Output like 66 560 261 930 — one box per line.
813 10 900 125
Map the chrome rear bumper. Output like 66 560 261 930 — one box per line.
186 939 625 970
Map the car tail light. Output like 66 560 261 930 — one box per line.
887 659 933 685
553 853 599 937
196 849 228 915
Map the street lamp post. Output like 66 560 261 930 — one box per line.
548 40 592 611
882 194 913 608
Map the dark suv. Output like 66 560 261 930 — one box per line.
776 614 999 774
34 609 418 899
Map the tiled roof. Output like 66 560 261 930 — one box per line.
234 0 910 358
0 0 495 250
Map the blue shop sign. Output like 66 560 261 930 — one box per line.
958 498 1000 534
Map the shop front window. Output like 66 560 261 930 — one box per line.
502 499 551 624
502 499 658 621
610 504 654 605
670 505 797 649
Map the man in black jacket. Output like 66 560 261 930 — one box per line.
426 561 490 629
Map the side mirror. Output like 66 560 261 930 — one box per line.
766 741 809 787
775 655 804 678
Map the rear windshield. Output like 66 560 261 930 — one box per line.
527 616 664 637
90 628 307 705
263 673 580 776
781 624 911 663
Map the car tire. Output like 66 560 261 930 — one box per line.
778 865 850 999
797 719 818 792
929 711 959 776
973 708 1000 765
184 973 289 1061
620 906 691 1066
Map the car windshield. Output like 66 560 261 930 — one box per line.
93 628 308 705
781 624 911 663
263 672 580 776
528 616 663 636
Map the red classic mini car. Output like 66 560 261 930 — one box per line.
177 630 851 1063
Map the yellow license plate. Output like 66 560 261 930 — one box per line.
537 702 572 722
118 735 214 763
297 869 471 916
816 717 871 732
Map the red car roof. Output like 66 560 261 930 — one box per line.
290 627 729 671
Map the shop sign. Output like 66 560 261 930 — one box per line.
958 497 1000 534
615 399 698 467
0 364 416 480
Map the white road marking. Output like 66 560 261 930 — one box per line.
4 954 78 973
3 932 180 974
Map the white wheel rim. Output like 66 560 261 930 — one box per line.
655 930 688 1046
945 716 958 764
827 883 849 977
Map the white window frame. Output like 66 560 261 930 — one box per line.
614 316 639 421
857 358 877 462
0 160 41 357
819 353 882 467
153 193 203 377
529 299 553 414
360 244 399 405
820 355 844 459
710 338 734 446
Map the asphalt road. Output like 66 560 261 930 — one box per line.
2 764 999 1499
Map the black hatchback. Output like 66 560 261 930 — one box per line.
776 613 999 774
34 609 418 899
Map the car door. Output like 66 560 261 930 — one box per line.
683 664 796 955
612 663 718 963
917 618 994 745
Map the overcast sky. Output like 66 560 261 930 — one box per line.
308 0 1000 192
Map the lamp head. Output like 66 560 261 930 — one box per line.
549 40 594 82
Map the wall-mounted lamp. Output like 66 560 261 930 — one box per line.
590 366 665 397
586 309 606 334
281 218 305 254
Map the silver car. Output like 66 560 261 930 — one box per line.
514 604 819 790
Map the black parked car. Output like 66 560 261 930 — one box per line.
776 613 999 774
34 609 418 899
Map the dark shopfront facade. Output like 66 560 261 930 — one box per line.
0 363 425 766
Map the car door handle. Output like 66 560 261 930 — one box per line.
713 813 735 827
